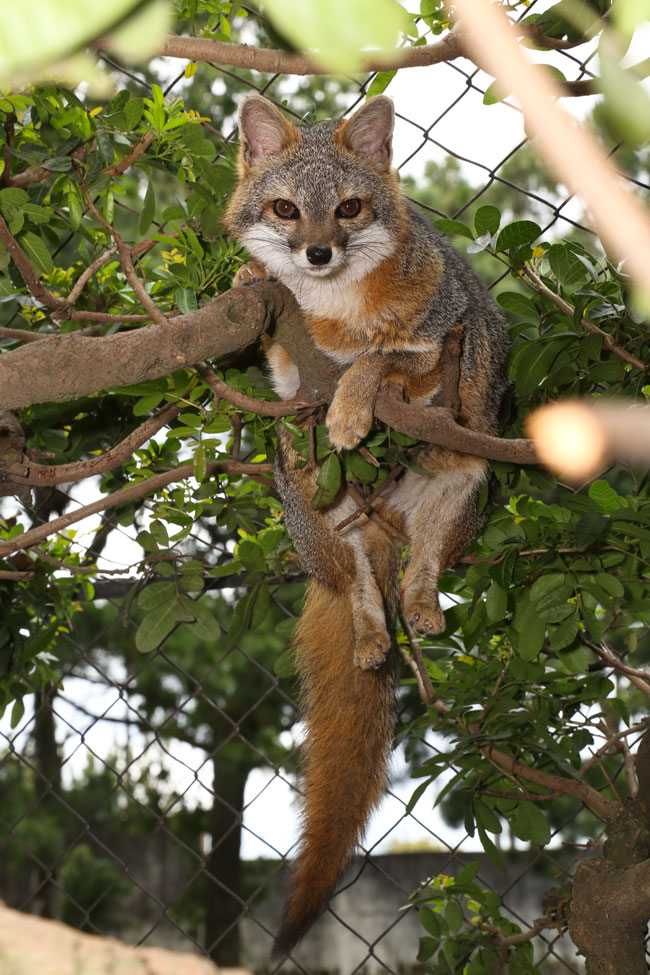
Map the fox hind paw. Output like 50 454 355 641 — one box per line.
353 621 391 670
402 595 445 637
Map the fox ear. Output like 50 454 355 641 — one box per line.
334 96 394 168
238 95 299 167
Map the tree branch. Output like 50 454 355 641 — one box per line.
154 28 595 96
522 264 646 372
0 212 70 313
195 361 324 417
0 280 286 410
5 403 182 486
157 30 465 75
0 281 538 466
0 458 273 558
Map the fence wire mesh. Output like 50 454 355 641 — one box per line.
1 6 648 973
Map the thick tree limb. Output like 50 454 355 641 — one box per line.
158 30 465 75
0 281 286 410
0 281 537 465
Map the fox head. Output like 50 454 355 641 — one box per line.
224 95 407 295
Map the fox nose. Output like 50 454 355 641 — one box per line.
306 244 332 266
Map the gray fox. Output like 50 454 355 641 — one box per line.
225 94 509 959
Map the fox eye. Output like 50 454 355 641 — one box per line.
336 198 362 218
273 199 299 219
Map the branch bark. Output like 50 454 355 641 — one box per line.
0 280 286 410
0 280 539 465
153 28 596 97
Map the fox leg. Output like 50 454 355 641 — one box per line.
275 426 396 669
384 446 488 636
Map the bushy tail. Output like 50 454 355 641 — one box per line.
272 581 395 960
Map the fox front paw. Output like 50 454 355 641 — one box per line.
326 397 373 451
232 261 273 288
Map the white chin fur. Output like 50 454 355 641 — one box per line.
241 224 395 293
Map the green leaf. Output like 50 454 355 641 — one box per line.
595 572 624 598
264 0 410 72
485 581 507 622
193 443 207 483
10 697 24 728
175 286 198 315
589 479 624 514
474 205 501 237
0 188 28 213
445 900 464 933
435 218 474 240
548 611 579 650
495 221 541 252
20 231 54 275
177 594 214 639
136 598 192 652
575 512 608 547
366 70 397 97
496 291 536 317
237 539 267 574
138 180 156 235
419 907 442 938
509 802 551 845
311 452 341 510
483 79 506 105
125 98 144 129
530 573 565 603
474 798 502 834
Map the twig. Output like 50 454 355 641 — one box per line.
67 245 118 303
77 173 167 326
621 739 639 798
585 639 650 703
0 459 273 558
0 327 47 343
396 626 438 708
522 265 646 372
335 465 403 532
196 362 323 417
580 717 650 776
587 748 624 804
157 29 465 74
0 212 70 313
346 482 409 544
103 130 157 178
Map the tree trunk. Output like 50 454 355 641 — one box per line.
32 684 63 920
204 754 249 966
568 732 650 973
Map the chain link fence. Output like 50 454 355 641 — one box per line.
1 6 646 973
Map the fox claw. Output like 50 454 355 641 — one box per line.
233 261 273 288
